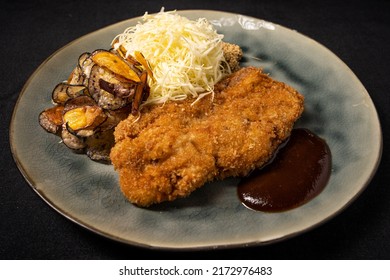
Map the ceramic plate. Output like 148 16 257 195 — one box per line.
10 10 382 249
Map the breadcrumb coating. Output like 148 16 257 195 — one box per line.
222 42 243 72
110 67 304 207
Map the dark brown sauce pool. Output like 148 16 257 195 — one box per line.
237 128 331 212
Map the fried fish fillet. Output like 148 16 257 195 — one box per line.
110 67 304 207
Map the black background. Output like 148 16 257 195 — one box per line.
1 0 389 259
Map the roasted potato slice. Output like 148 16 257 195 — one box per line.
91 50 141 82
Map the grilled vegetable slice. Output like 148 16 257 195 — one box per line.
40 46 154 163
114 48 143 77
85 129 115 163
132 71 148 115
98 79 135 98
61 123 86 150
65 122 94 138
63 105 106 132
134 51 155 81
67 66 86 85
65 53 92 85
99 105 132 132
52 83 87 104
88 64 130 110
91 50 141 82
39 105 64 134
80 54 95 82
78 52 91 68
63 95 96 112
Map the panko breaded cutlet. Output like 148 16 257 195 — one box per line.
110 67 304 207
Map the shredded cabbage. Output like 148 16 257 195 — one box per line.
112 9 231 105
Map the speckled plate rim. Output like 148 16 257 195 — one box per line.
10 10 383 250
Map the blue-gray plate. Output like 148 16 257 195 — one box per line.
10 10 382 249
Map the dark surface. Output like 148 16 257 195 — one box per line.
1 0 389 259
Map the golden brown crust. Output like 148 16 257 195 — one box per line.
222 42 243 72
110 67 304 207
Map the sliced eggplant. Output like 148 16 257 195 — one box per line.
66 85 88 99
62 95 106 137
39 105 64 134
78 52 91 68
91 50 141 82
98 79 136 98
52 83 87 104
64 52 91 85
98 105 132 132
88 64 129 110
114 47 143 76
132 71 148 115
80 55 95 82
98 90 129 110
63 95 96 113
134 51 155 82
85 129 115 163
41 47 155 164
67 66 86 85
65 122 95 138
63 105 107 132
61 123 86 151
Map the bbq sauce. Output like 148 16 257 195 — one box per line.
237 128 331 212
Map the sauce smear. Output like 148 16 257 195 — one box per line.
238 128 331 212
